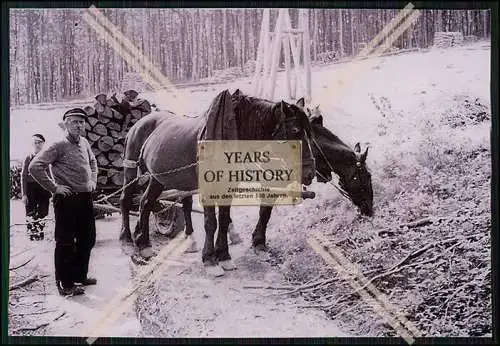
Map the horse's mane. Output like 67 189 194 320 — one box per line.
231 93 280 140
312 122 356 162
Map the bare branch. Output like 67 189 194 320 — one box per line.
10 255 35 271
12 322 49 334
10 275 39 291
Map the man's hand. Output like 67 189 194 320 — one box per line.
22 195 28 204
89 181 97 192
55 185 72 196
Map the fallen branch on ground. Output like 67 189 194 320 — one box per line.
388 233 484 273
357 254 444 294
266 278 337 296
243 285 295 290
9 275 39 291
401 217 434 228
331 301 361 319
12 322 49 334
12 309 57 317
10 255 35 271
243 273 323 292
53 311 66 321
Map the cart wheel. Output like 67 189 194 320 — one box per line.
152 204 185 238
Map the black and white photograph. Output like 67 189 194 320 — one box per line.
7 5 493 340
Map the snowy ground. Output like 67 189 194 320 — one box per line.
8 41 492 338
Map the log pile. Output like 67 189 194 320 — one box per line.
83 90 152 190
316 50 338 64
463 35 479 44
434 31 464 48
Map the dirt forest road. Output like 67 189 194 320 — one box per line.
8 198 349 338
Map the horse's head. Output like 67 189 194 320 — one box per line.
274 99 315 186
301 102 374 217
339 142 373 217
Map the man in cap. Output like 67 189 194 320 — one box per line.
21 133 52 241
29 108 98 296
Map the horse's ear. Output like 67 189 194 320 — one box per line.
233 89 241 97
280 100 290 112
296 97 305 109
361 147 369 162
310 113 323 126
354 142 361 153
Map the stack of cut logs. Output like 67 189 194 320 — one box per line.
82 90 152 190
433 31 464 48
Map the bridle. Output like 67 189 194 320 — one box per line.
306 106 356 203
309 134 353 202
271 108 316 175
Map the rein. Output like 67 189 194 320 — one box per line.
271 114 316 173
310 135 353 203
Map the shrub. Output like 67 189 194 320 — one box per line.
10 164 22 199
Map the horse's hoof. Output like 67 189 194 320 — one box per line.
219 260 236 271
119 231 133 243
205 264 225 277
139 247 155 259
184 236 199 253
253 243 267 252
253 245 271 261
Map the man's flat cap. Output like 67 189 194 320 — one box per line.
63 108 87 120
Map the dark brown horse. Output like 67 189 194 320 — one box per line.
119 110 243 247
305 103 373 216
129 90 315 275
119 111 173 243
119 95 373 260
225 100 374 252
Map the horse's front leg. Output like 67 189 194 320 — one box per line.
252 205 274 251
203 206 224 277
202 206 217 265
216 206 236 270
182 196 199 253
133 177 163 259
119 167 140 242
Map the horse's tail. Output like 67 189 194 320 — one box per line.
137 156 147 176
136 139 150 176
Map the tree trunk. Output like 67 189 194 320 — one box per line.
338 9 344 57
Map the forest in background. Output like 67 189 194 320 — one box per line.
9 8 491 105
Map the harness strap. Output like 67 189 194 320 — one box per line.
122 159 138 168
311 136 352 202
